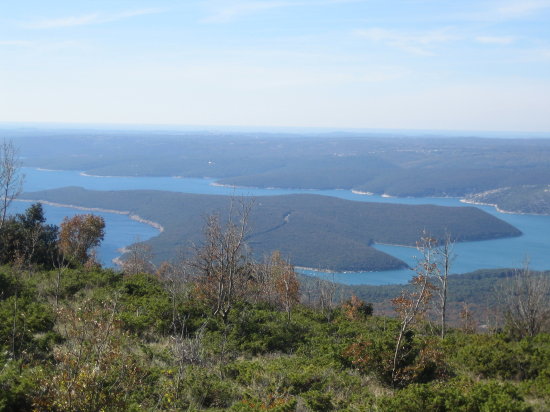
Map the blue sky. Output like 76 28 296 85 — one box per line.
1 0 550 132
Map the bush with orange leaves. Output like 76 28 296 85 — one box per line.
341 295 373 321
58 214 105 267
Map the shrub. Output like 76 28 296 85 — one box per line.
378 379 532 412
181 367 236 408
0 361 43 412
455 334 550 380
344 331 450 387
118 273 172 336
227 306 308 355
302 389 334 411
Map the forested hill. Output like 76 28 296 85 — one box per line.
464 185 550 215
21 187 521 271
15 132 550 198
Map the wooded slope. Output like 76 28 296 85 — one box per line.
22 187 521 271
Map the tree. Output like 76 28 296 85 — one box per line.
498 263 550 338
409 231 455 338
391 235 436 386
58 214 105 266
0 203 58 268
269 251 299 322
156 251 192 333
342 295 373 321
316 275 339 321
434 232 455 338
120 241 155 276
192 200 252 322
0 140 24 228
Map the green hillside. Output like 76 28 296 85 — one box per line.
2 263 549 411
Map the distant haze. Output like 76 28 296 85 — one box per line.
1 1 550 132
2 123 550 139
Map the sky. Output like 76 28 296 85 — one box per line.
1 0 550 133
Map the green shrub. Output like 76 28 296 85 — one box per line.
0 361 43 412
182 367 236 408
455 334 550 380
118 273 172 336
378 380 532 412
302 389 334 411
230 396 297 411
0 292 54 358
227 306 308 355
344 329 450 387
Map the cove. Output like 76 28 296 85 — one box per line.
17 167 550 285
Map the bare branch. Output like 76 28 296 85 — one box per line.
0 140 24 228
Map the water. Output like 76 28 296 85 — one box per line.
10 200 159 267
14 167 550 284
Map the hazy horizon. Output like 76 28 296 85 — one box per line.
2 121 550 139
2 1 550 133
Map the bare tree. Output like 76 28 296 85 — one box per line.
252 255 279 306
317 275 338 321
156 255 192 332
120 241 155 275
434 232 455 338
391 235 436 385
459 303 477 334
498 263 550 338
192 199 253 322
52 250 70 309
411 231 455 338
0 140 24 228
269 251 299 322
170 319 208 402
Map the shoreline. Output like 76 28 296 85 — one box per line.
16 198 164 267
79 171 134 179
16 198 164 233
373 241 417 249
351 189 374 196
112 247 130 267
458 198 540 216
296 263 410 275
31 167 545 217
16 198 163 266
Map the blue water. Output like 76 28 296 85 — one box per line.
10 200 159 267
14 167 550 285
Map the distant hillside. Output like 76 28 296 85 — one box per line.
15 133 550 201
464 185 550 215
22 187 521 271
